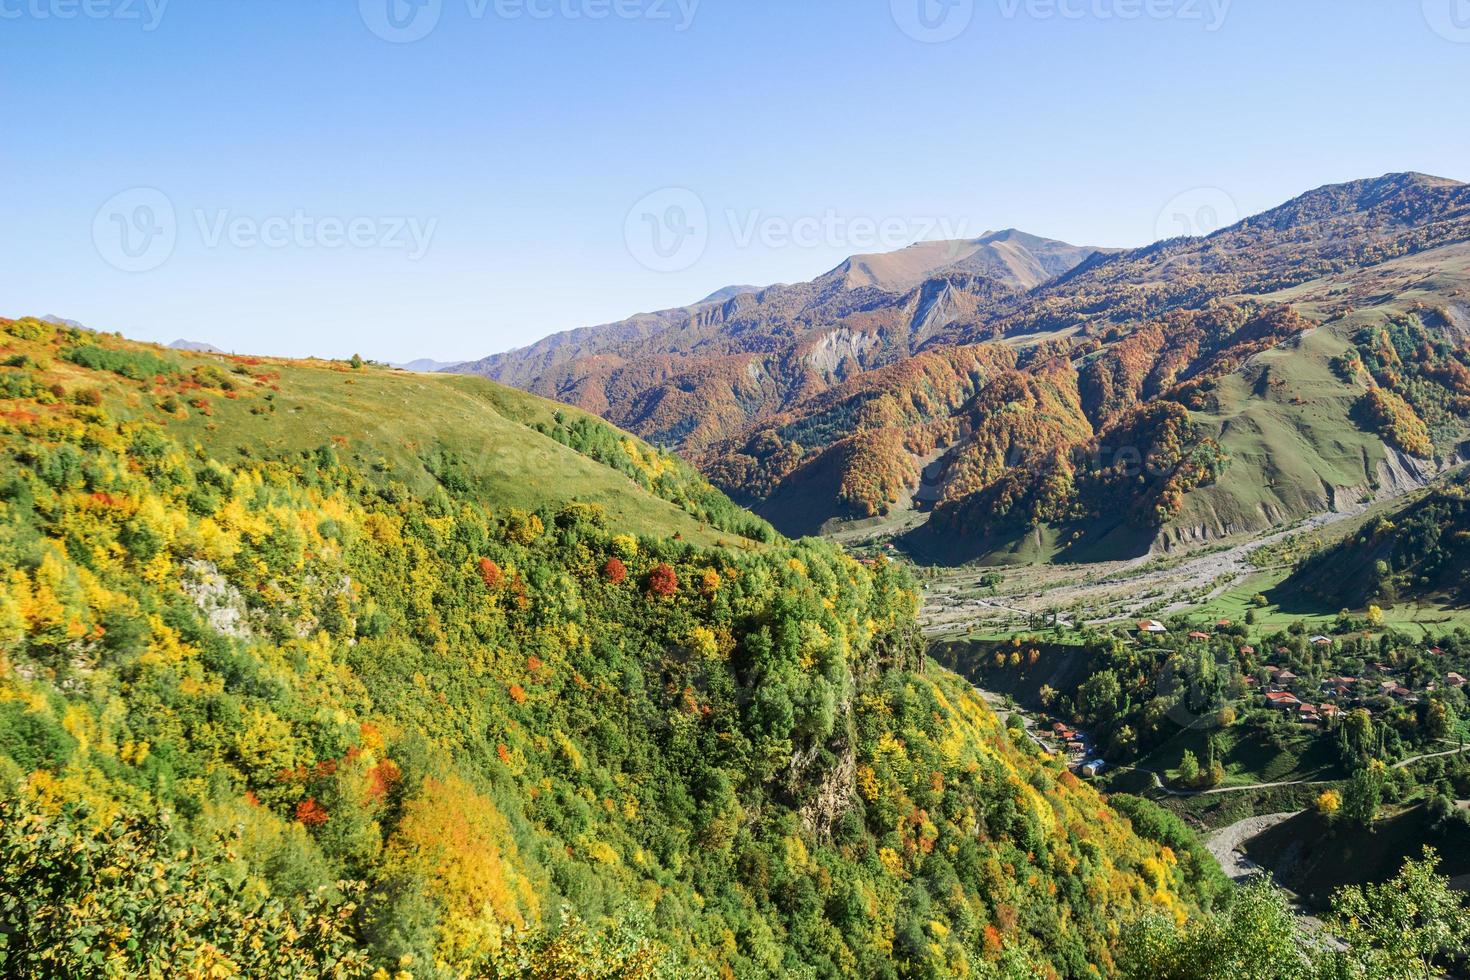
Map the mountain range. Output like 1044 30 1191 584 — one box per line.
449 173 1470 561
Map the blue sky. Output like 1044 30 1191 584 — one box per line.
3 0 1468 362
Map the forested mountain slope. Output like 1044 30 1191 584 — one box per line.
461 174 1470 561
0 319 1217 978
452 231 1109 453
1277 468 1470 609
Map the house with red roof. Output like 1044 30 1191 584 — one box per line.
1265 691 1302 711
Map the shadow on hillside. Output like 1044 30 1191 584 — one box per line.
898 516 1158 567
1245 806 1470 910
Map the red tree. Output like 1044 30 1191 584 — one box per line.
295 797 329 826
646 563 678 598
365 759 402 802
602 557 627 584
478 558 503 588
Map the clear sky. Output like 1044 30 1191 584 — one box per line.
3 0 1468 363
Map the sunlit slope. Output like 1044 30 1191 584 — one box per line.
33 326 768 547
0 316 1213 977
1167 244 1470 544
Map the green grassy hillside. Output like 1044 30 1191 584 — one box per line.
1168 243 1470 545
0 319 1215 978
50 338 772 549
1274 469 1470 610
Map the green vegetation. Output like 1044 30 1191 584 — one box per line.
1119 849 1470 979
1279 472 1470 609
948 621 1470 820
0 321 1222 978
61 343 182 382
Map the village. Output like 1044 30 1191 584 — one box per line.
964 615 1470 799
1135 616 1469 734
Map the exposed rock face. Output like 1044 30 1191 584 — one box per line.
180 559 254 639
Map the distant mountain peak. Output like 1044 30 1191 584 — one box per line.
169 339 224 353
393 358 463 373
698 285 762 304
828 231 1114 293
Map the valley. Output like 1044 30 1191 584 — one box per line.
456 174 1470 571
13 0 1470 972
437 171 1470 958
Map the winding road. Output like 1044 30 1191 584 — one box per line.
1111 741 1469 797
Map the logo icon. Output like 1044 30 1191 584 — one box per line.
360 0 442 43
891 0 974 43
624 188 708 273
93 188 177 273
1423 0 1470 42
1154 187 1239 243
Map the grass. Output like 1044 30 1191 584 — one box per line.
173 360 736 545
1176 322 1389 539
1122 719 1343 791
35 333 746 549
1190 560 1470 637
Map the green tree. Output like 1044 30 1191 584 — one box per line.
1178 750 1202 787
1119 877 1323 979
1331 846 1470 978
0 796 369 978
1078 668 1123 724
1342 763 1385 830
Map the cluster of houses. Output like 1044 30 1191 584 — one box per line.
1047 721 1106 777
1131 620 1468 730
1136 617 1238 637
1253 657 1467 727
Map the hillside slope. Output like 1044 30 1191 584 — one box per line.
0 319 1213 977
1276 468 1470 609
